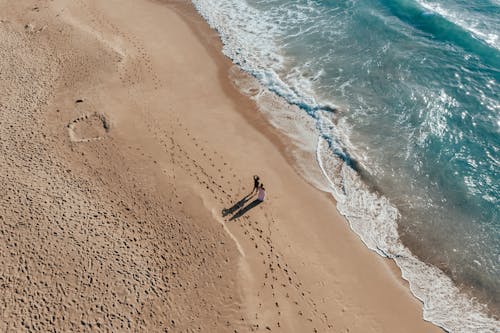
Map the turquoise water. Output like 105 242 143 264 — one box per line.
192 0 500 331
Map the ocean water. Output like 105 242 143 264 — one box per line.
190 0 500 332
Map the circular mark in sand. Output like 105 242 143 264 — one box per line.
68 112 110 143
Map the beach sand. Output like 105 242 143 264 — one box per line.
0 0 444 332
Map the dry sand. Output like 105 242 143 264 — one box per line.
0 0 444 332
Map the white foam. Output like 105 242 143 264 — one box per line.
228 65 328 192
316 137 499 333
416 0 500 51
191 0 324 111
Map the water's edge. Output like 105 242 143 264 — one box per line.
189 1 500 332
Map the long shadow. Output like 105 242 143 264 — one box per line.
222 194 252 217
229 199 262 221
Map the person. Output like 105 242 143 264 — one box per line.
257 184 266 202
252 175 260 194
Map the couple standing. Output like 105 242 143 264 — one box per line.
225 175 266 221
252 175 266 202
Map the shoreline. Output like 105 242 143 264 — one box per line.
178 0 500 329
0 0 450 331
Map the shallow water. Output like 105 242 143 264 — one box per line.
191 0 500 331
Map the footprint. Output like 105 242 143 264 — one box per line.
68 112 110 143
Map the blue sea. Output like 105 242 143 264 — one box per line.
191 0 500 331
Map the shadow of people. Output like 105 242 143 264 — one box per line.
229 199 262 221
222 194 252 217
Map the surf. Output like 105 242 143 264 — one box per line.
381 0 500 69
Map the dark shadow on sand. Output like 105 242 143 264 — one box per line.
229 199 262 221
222 194 252 217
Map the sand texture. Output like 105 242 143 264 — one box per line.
0 0 444 332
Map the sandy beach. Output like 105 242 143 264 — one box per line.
0 0 445 332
